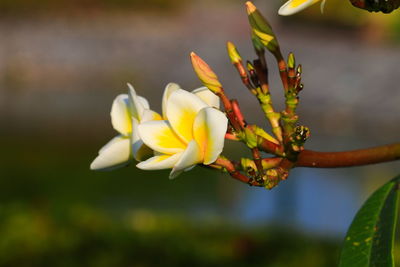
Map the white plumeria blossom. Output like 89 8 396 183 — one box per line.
161 82 220 118
278 0 326 16
136 87 227 179
90 83 161 171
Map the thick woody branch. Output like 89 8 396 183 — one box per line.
296 143 400 168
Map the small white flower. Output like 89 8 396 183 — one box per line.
136 87 227 179
278 0 326 16
90 83 161 171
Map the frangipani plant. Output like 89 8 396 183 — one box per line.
91 1 400 265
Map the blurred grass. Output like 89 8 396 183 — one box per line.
1 134 398 266
0 204 342 267
0 135 342 267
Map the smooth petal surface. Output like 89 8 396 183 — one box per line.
138 120 187 154
110 94 132 135
90 136 131 170
137 96 149 110
170 140 202 179
141 109 162 123
278 0 320 16
132 140 154 161
127 83 147 120
136 153 182 170
193 107 228 165
131 118 153 161
192 87 220 109
166 89 208 143
131 117 141 145
162 83 181 118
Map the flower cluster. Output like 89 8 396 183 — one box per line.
91 83 228 178
91 1 311 189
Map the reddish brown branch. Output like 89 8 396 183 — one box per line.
296 143 400 168
258 137 285 156
214 157 262 186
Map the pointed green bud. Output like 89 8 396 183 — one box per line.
251 32 265 53
253 29 277 53
246 61 255 72
244 127 258 149
246 1 274 36
296 64 302 75
246 1 279 53
226 41 242 64
190 52 222 94
287 52 295 69
254 125 279 145
241 158 257 174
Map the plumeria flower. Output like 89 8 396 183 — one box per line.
161 82 220 118
136 88 228 179
90 84 161 171
278 0 326 16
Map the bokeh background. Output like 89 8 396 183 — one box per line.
0 0 399 266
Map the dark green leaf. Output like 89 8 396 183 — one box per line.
339 175 400 267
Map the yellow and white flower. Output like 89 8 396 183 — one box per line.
161 82 220 118
136 88 227 179
278 0 326 16
90 83 161 171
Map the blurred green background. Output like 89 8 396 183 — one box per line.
0 0 399 266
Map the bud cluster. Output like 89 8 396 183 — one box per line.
189 2 310 189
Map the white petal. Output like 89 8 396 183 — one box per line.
141 109 162 123
166 89 208 143
193 107 228 165
278 0 320 16
127 83 148 120
90 136 131 171
130 118 152 161
131 117 141 145
170 140 202 179
136 153 182 170
98 135 123 154
138 120 187 154
137 96 150 110
110 94 132 135
162 83 181 118
132 140 153 161
192 87 220 109
320 0 326 13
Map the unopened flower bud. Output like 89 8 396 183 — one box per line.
251 32 265 54
246 61 255 72
287 52 295 69
253 29 277 53
190 52 222 94
296 64 302 75
226 41 242 64
246 1 279 53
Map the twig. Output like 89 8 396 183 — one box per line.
296 143 400 168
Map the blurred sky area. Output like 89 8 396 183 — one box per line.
0 0 399 266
